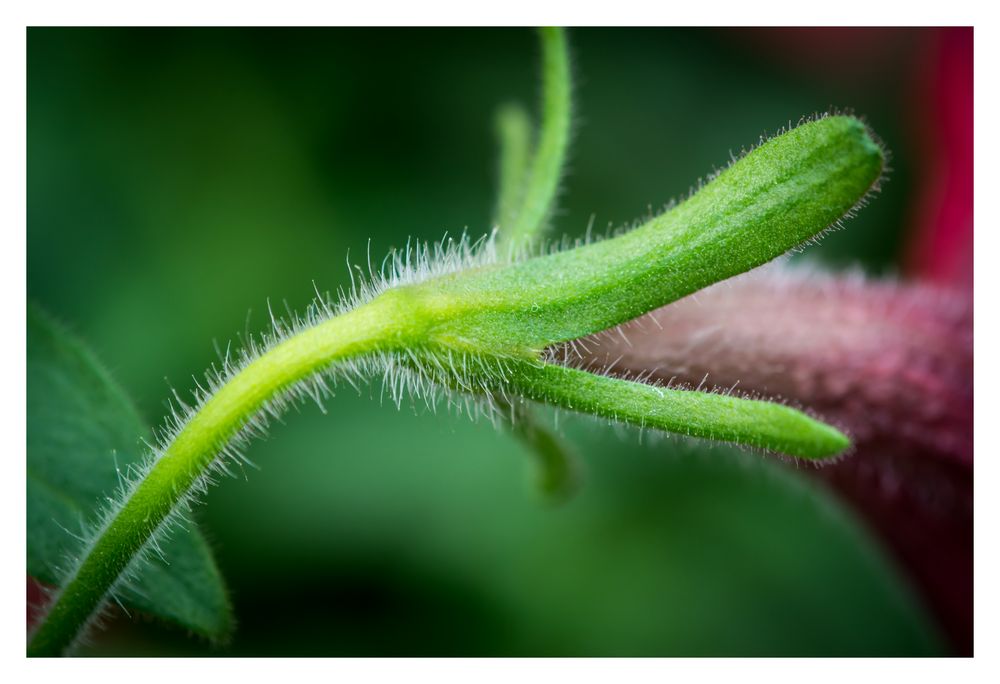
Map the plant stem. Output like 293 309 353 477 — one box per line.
507 362 850 460
502 27 571 249
494 103 533 232
27 293 413 656
502 397 581 501
491 30 578 501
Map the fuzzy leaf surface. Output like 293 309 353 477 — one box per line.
419 115 884 353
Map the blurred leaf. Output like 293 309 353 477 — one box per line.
27 303 233 641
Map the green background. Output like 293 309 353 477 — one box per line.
28 28 942 655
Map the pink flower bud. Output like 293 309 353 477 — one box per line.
571 266 971 463
567 264 972 652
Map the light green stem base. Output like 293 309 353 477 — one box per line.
28 293 411 656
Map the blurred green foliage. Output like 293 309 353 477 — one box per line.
28 28 941 655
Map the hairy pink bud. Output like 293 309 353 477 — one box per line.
567 264 973 652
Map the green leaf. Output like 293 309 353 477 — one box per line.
27 303 233 642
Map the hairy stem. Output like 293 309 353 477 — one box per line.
501 27 571 249
508 362 850 460
31 112 877 654
28 26 881 656
492 29 578 500
431 116 884 351
27 294 412 656
494 103 533 232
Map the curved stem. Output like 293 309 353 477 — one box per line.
503 399 581 501
493 395 580 502
493 103 533 232
28 293 411 656
502 27 571 249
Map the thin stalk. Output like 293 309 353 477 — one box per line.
504 398 581 501
493 103 533 232
492 30 578 499
27 293 413 656
507 362 850 460
502 27 572 249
